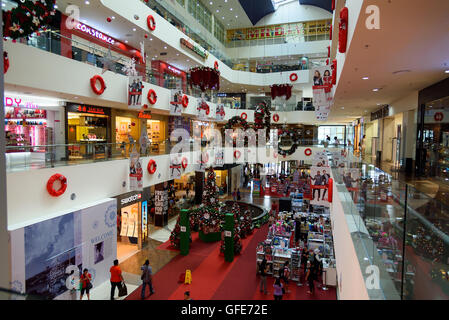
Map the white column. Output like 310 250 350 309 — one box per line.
0 0 11 291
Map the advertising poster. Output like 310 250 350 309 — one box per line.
169 153 182 179
170 90 183 116
214 148 224 167
197 99 210 120
253 179 261 195
129 148 143 191
332 150 348 169
216 103 225 121
312 65 333 120
120 211 129 237
197 151 209 172
309 167 331 207
141 201 148 239
11 200 117 300
128 75 143 109
340 168 360 201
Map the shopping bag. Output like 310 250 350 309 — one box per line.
118 282 128 297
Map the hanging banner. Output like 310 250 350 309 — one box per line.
128 76 143 109
312 65 333 121
214 148 224 166
309 167 331 207
129 147 143 191
154 190 168 216
216 103 225 121
197 99 210 120
170 90 183 116
169 154 182 179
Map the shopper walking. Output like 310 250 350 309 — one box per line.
259 257 269 295
110 259 124 300
232 189 237 201
305 261 316 294
141 259 154 299
280 261 291 293
237 189 241 201
273 277 284 301
79 268 92 300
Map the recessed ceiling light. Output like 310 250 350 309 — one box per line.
133 28 136 31
362 77 369 80
445 70 449 74
216 9 219 13
85 0 90 4
176 53 179 56
125 40 128 43
209 1 212 4
230 8 233 11
164 46 167 49
54 4 58 8
372 88 379 92
111 16 115 19
235 15 238 18
187 59 190 62
150 38 153 41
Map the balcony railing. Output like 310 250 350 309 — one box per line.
331 157 449 299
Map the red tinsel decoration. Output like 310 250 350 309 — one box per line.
189 67 220 92
270 84 293 100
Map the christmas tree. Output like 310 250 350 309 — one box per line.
169 215 182 248
198 167 222 234
240 209 254 238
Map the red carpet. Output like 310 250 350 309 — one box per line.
127 224 337 300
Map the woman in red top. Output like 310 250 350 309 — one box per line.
80 268 92 300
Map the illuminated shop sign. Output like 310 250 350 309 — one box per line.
138 111 152 119
76 23 116 45
121 193 142 205
167 65 182 76
180 38 208 60
67 104 109 115
4 96 39 109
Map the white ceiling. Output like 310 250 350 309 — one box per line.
328 0 449 123
198 0 253 29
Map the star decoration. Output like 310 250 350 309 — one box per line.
99 47 119 74
10 23 20 32
32 16 40 26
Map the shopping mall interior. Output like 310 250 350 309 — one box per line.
0 0 448 304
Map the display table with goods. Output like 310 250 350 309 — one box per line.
255 206 336 287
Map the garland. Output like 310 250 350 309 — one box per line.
189 66 220 92
3 0 56 40
277 127 301 156
224 116 250 131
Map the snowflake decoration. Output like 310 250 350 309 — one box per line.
121 58 138 76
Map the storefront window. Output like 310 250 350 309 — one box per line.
66 104 111 160
421 96 449 180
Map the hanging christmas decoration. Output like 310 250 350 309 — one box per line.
254 101 272 141
277 127 300 156
270 84 293 100
4 52 9 74
3 0 56 40
189 66 220 92
224 116 250 131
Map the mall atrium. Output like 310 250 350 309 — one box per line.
0 0 448 302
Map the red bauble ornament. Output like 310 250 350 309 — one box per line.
107 17 112 22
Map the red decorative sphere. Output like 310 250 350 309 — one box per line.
107 17 112 22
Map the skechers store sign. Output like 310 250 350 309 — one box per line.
76 23 116 45
180 38 208 60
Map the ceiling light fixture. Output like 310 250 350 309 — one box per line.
362 77 369 80
85 0 90 4
445 70 449 74
112 16 115 19
372 88 379 92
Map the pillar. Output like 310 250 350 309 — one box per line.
224 213 234 262
0 7 11 290
179 209 190 256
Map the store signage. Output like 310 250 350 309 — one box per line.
120 193 142 206
138 111 152 119
76 23 116 45
67 104 107 115
167 65 182 76
4 96 39 109
180 38 208 60
370 105 389 121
